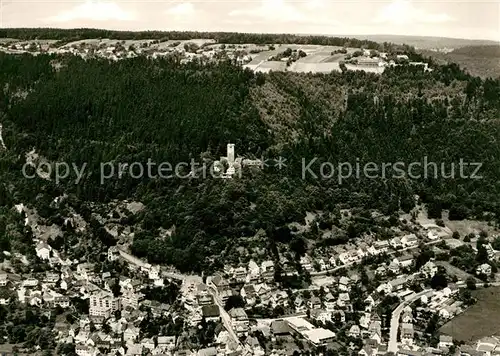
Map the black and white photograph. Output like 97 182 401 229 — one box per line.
0 0 499 355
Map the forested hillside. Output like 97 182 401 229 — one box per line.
421 45 500 79
0 52 499 273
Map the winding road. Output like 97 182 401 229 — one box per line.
388 281 500 353
388 289 433 353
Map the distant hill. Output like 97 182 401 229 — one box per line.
341 34 498 50
421 45 500 79
452 45 500 57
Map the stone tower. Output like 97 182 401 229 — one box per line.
227 143 235 164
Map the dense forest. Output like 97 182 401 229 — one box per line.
0 47 499 273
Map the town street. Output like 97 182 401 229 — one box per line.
119 248 248 353
310 239 443 277
388 289 433 353
388 282 500 353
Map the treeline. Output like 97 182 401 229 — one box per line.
0 51 499 273
0 28 411 52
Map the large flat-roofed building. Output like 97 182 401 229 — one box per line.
303 328 336 347
286 317 336 348
286 317 315 333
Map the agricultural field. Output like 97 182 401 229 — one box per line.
246 48 282 65
289 62 341 73
345 64 385 74
440 286 500 342
244 44 381 74
251 60 287 73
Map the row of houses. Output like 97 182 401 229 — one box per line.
298 233 422 274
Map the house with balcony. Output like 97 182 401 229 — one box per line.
228 307 249 336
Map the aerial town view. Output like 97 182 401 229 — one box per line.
0 0 498 355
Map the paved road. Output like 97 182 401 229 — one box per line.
207 283 253 356
388 289 432 353
119 248 248 353
388 281 500 353
207 285 243 346
118 248 202 283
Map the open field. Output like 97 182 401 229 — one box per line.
289 62 341 73
442 212 500 238
246 44 389 74
440 286 500 342
345 64 385 74
246 60 287 73
299 53 332 63
245 44 366 73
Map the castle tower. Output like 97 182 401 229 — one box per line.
227 143 235 164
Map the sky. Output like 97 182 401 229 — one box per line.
1 0 499 41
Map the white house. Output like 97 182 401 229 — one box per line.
427 230 439 241
0 272 8 287
300 255 314 272
378 277 406 295
318 259 328 271
337 293 350 307
307 296 322 310
36 242 51 260
364 295 375 312
157 336 176 351
260 260 274 280
107 246 120 261
324 293 336 311
439 307 453 319
233 266 247 282
375 265 387 276
247 260 261 282
422 261 438 278
148 265 160 280
400 323 414 345
390 237 403 249
241 285 256 306
310 309 332 323
369 240 389 255
397 255 414 268
401 234 418 247
348 325 361 338
388 260 400 274
377 282 392 295
359 312 371 329
328 256 337 268
401 312 412 324
339 249 362 265
477 263 492 275
339 276 351 291
228 308 249 336
23 278 39 288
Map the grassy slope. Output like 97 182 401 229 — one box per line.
440 286 500 342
